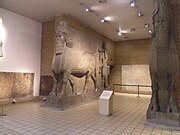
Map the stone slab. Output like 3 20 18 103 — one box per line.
0 72 34 100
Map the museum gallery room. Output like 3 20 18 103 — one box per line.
0 0 180 135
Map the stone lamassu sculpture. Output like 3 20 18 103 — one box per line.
47 21 97 106
147 0 179 126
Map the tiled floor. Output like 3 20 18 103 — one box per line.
0 93 180 135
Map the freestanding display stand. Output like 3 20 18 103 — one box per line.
99 90 113 116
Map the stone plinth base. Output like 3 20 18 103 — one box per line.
45 91 100 109
146 112 180 130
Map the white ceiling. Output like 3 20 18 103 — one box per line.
0 0 155 41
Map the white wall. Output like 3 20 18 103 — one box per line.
0 8 42 96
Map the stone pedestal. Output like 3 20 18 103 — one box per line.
45 91 100 109
146 112 180 130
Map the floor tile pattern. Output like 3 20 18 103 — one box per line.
0 93 180 135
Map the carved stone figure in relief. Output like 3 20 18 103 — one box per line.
98 42 109 88
0 39 3 57
148 0 178 117
48 21 97 99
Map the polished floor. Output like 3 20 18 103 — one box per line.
0 93 180 135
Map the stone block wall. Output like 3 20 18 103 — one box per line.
110 38 152 94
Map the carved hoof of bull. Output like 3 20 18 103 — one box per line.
166 104 177 113
149 104 159 113
80 91 87 95
84 90 88 93
166 106 172 113
49 91 56 97
57 92 65 99
70 92 77 96
94 88 98 92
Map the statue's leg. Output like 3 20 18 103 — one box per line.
49 73 58 97
57 70 71 98
69 75 76 95
91 74 97 92
82 71 91 93
166 74 177 113
149 73 160 112
56 73 63 96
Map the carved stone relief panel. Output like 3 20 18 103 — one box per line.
0 72 34 99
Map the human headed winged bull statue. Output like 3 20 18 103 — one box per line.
48 21 97 99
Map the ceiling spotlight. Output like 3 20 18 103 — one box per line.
130 0 135 7
85 8 92 12
148 29 153 33
86 8 90 12
145 24 149 28
101 18 105 23
117 28 122 36
137 11 143 17
118 31 122 36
